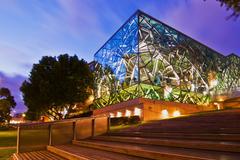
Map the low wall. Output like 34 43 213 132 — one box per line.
140 98 201 121
93 98 143 116
17 116 109 153
93 98 205 121
224 97 240 108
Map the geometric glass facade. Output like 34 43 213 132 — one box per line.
93 10 240 109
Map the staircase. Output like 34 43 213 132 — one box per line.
14 109 240 160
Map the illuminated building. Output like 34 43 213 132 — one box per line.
93 10 240 109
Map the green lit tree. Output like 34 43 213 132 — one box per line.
215 0 240 19
20 54 94 120
0 88 16 122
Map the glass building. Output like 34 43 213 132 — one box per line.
93 10 240 109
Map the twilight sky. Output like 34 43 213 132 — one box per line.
0 0 239 113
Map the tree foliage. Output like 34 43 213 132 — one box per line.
0 88 16 122
217 0 240 19
20 54 94 120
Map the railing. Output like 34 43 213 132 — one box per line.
16 116 109 153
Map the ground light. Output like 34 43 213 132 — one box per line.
125 110 131 117
161 109 169 118
213 102 221 110
116 112 122 117
134 108 141 116
173 110 181 117
110 113 114 118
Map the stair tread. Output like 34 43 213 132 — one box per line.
73 139 240 160
13 150 67 160
93 135 240 152
107 131 240 141
109 132 240 136
53 144 148 160
95 135 240 145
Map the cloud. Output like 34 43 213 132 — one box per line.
0 71 27 113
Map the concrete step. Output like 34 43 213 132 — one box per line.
148 116 240 121
12 150 67 160
143 112 240 124
120 125 240 134
136 122 240 128
107 132 240 141
93 136 240 153
47 144 147 160
72 139 240 160
142 122 240 127
114 128 240 134
133 128 240 134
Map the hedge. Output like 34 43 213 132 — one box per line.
110 116 140 126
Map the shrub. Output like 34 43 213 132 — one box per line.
66 111 93 119
110 116 140 126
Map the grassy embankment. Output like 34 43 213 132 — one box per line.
0 130 17 160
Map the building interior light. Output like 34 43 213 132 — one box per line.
203 91 208 95
210 79 218 88
125 110 131 117
173 110 181 117
134 107 141 116
164 86 172 98
191 84 195 91
116 111 122 117
161 109 169 118
218 98 224 102
9 120 22 124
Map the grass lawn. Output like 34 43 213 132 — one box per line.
0 149 16 160
0 130 17 147
0 130 17 160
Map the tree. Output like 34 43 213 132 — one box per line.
20 54 94 120
216 0 240 19
0 88 16 122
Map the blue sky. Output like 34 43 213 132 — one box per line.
0 0 239 113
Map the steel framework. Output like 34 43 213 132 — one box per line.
93 10 240 108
